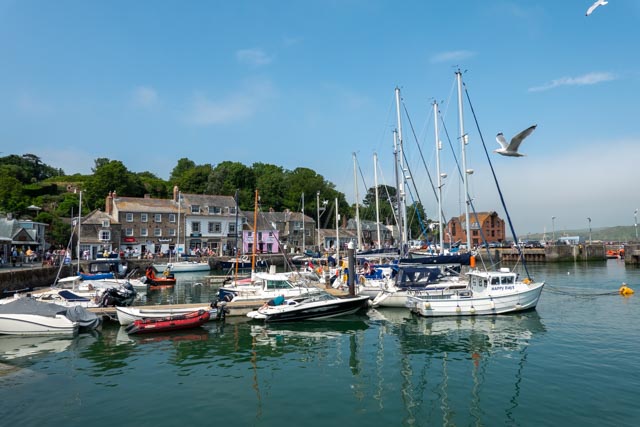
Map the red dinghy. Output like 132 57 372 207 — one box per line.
125 309 210 335
144 266 177 288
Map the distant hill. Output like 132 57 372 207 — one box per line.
513 226 639 244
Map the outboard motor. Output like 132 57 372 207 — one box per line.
211 298 230 321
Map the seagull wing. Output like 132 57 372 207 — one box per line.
507 124 537 152
496 133 509 150
586 0 605 16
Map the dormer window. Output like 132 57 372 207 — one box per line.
102 220 110 228
191 205 200 214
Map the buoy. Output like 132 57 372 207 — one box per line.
470 255 476 269
620 283 634 296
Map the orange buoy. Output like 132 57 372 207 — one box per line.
470 255 476 268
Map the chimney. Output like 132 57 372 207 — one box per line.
173 186 179 202
106 192 113 215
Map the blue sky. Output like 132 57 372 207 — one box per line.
1 1 639 237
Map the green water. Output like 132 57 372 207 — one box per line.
1 260 639 426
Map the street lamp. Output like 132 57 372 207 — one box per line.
552 216 556 243
587 217 592 244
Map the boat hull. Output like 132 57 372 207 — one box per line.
250 296 370 322
116 306 217 326
152 262 210 273
0 314 78 336
406 282 544 317
124 310 210 334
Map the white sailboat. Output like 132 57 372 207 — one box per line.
402 70 544 316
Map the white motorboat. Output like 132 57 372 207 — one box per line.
152 260 211 273
0 298 79 335
219 272 325 303
405 268 544 317
115 304 220 326
246 293 370 322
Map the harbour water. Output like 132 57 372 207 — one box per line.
1 260 639 426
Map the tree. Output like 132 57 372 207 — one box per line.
175 164 213 194
84 160 146 209
91 158 111 173
252 162 286 210
0 170 25 213
137 171 170 198
207 161 256 209
169 158 197 184
360 185 397 225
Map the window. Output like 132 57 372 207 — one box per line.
154 214 162 223
102 220 110 228
125 228 133 236
99 230 110 241
208 222 221 233
229 223 236 233
293 221 302 230
258 231 263 240
268 231 273 237
141 228 148 237
191 205 200 214
141 213 148 223
126 213 133 222
191 222 200 233
229 206 237 214
169 214 176 223
209 206 221 214
154 228 162 237
169 228 176 237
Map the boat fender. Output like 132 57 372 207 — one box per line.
470 306 476 314
423 302 430 310
620 283 634 296
490 300 495 309
455 305 461 313
470 256 476 269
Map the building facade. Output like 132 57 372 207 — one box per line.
447 211 506 248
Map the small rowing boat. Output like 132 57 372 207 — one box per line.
124 309 210 334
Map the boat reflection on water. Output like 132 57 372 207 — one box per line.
115 326 209 345
0 335 74 361
250 318 369 348
368 308 546 354
366 308 546 426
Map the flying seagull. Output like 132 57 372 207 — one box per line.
495 125 537 157
586 0 608 16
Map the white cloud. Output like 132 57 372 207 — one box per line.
131 86 159 108
236 48 273 66
185 80 275 126
430 50 476 64
528 72 616 92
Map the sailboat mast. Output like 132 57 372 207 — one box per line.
373 153 381 249
434 101 444 255
335 197 340 267
176 191 181 262
395 87 408 253
353 152 362 250
251 189 258 277
301 192 305 253
77 190 82 270
456 70 472 251
393 129 404 254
